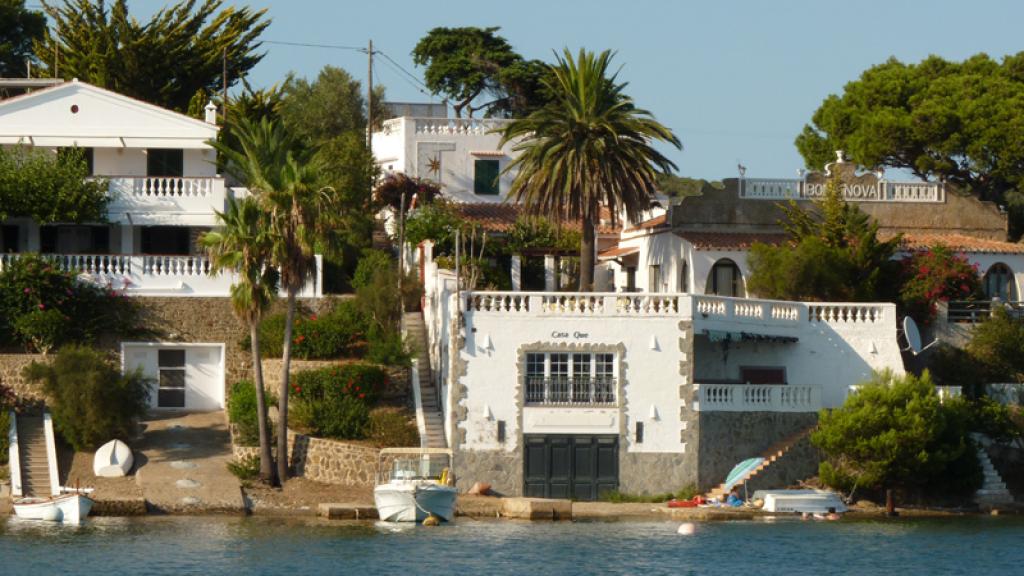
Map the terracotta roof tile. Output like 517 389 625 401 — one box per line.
623 213 667 232
597 245 640 260
885 232 1024 254
454 203 621 234
676 231 788 250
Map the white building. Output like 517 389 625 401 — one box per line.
0 79 321 298
0 80 320 412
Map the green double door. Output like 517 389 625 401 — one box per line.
524 435 618 501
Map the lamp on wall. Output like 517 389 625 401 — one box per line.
649 404 659 421
869 340 878 354
482 403 493 420
481 333 493 351
649 335 660 351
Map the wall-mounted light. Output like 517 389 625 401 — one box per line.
482 403 493 420
649 335 660 351
649 404 659 421
482 333 493 351
869 340 878 354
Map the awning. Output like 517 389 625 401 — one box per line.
703 329 798 344
597 245 640 261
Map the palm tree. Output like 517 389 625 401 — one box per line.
498 48 681 291
200 196 279 485
213 117 339 482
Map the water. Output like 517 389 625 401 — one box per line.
1 515 1023 575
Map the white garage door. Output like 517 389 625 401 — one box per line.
122 343 225 411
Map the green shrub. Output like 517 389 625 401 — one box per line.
22 345 150 451
812 369 981 500
244 299 369 360
967 307 1024 383
970 397 1023 445
227 455 260 481
0 254 138 350
366 328 409 366
351 249 393 290
227 380 275 447
367 407 419 447
600 484 698 503
288 363 388 440
0 382 11 465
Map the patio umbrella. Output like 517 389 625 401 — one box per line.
723 457 764 493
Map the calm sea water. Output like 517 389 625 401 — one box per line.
1 515 1022 575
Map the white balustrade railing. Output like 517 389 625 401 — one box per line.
413 117 511 136
0 252 322 298
739 178 943 203
807 303 885 324
463 291 679 317
695 383 821 412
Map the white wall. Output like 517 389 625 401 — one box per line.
121 342 225 411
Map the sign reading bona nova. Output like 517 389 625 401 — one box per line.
551 331 589 339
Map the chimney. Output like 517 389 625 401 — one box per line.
204 101 218 125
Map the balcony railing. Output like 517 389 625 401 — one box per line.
105 176 227 225
695 383 821 412
525 376 616 406
947 300 1024 323
739 178 944 203
0 252 321 298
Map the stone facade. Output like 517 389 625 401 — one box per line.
697 411 819 491
0 354 45 400
287 431 379 486
456 448 523 496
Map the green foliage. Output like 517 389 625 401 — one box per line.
600 485 699 503
897 246 981 324
227 454 261 481
499 48 680 290
289 364 388 440
812 370 980 499
656 174 724 198
795 53 1024 236
747 177 900 301
403 201 463 251
505 216 581 254
246 300 368 360
928 344 988 399
35 0 269 111
412 26 522 118
352 249 394 290
227 380 275 447
23 345 150 451
970 397 1023 446
365 328 409 367
0 0 45 77
966 307 1024 383
367 407 419 448
280 66 387 147
0 380 12 465
0 254 139 350
0 146 108 224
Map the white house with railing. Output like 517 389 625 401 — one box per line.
0 79 320 297
419 247 904 498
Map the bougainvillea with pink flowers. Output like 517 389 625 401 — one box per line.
898 246 981 323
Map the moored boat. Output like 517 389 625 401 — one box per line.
751 489 848 514
13 491 95 524
374 448 457 522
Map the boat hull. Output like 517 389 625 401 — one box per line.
374 483 457 522
753 490 848 514
13 494 95 523
93 439 134 478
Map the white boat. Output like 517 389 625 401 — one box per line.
93 439 134 477
374 448 457 523
751 489 848 514
13 491 95 523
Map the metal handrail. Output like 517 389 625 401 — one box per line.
524 376 616 405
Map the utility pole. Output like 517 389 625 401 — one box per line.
366 39 374 150
222 46 228 125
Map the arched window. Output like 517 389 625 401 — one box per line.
705 258 745 297
983 263 1018 301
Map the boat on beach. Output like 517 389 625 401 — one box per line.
751 489 848 514
13 490 95 524
93 439 134 478
374 448 457 522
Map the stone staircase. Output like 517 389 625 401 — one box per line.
705 427 813 501
16 415 53 497
404 311 446 448
972 434 1014 509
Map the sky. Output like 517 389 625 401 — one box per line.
130 0 1024 180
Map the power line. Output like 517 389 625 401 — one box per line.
375 54 432 97
376 51 431 92
262 39 366 52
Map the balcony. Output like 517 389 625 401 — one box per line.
0 253 322 298
739 177 944 203
525 376 617 406
694 383 821 412
104 176 227 226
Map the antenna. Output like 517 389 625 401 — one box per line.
901 316 938 355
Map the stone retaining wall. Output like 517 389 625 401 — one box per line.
0 353 45 400
228 425 379 487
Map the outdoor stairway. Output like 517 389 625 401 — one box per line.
372 220 391 251
972 434 1014 509
16 415 53 497
704 427 813 501
404 311 446 448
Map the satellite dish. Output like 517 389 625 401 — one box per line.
901 316 937 355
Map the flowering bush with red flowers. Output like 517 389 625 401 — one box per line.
898 246 981 324
288 363 389 439
0 254 139 352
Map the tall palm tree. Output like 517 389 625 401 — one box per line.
499 48 682 291
213 117 339 482
200 196 279 485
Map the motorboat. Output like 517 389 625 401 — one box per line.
751 489 848 514
13 489 95 523
374 448 457 522
93 439 134 477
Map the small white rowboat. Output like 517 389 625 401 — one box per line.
93 439 134 477
13 492 95 523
